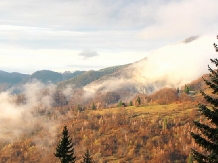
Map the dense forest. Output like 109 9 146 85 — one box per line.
0 47 216 162
0 75 211 162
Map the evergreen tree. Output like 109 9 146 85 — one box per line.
184 84 190 94
54 126 76 163
117 100 122 107
129 100 133 106
176 87 180 94
137 96 141 105
77 104 83 112
190 40 218 162
91 103 96 110
81 149 94 163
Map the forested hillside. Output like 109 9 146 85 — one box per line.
0 74 210 162
0 71 29 84
0 70 85 92
0 99 203 162
31 70 85 84
57 64 129 88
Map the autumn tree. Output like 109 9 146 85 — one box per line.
54 126 76 163
190 40 218 162
81 149 94 163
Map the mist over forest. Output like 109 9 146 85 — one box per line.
1 0 218 161
0 36 215 132
0 34 218 162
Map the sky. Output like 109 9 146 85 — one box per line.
0 0 217 74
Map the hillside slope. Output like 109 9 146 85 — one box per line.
57 64 130 88
0 102 200 162
0 70 29 84
0 69 211 162
0 70 29 91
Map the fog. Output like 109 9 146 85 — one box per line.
0 80 74 145
0 35 217 145
84 35 217 94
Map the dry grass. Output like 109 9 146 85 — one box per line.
92 102 197 120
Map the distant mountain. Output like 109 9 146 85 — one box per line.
30 70 63 83
0 71 29 92
31 70 85 84
0 64 129 92
62 70 85 80
57 64 130 88
0 70 29 85
0 70 85 92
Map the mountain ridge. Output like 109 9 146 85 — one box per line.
57 64 130 88
0 70 85 91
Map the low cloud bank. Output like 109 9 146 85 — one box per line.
84 35 216 94
0 80 74 144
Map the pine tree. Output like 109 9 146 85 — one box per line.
137 96 141 105
190 40 218 162
184 84 190 94
77 104 83 112
129 100 133 106
91 103 96 110
54 126 76 163
81 149 94 163
117 100 122 107
176 87 180 94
